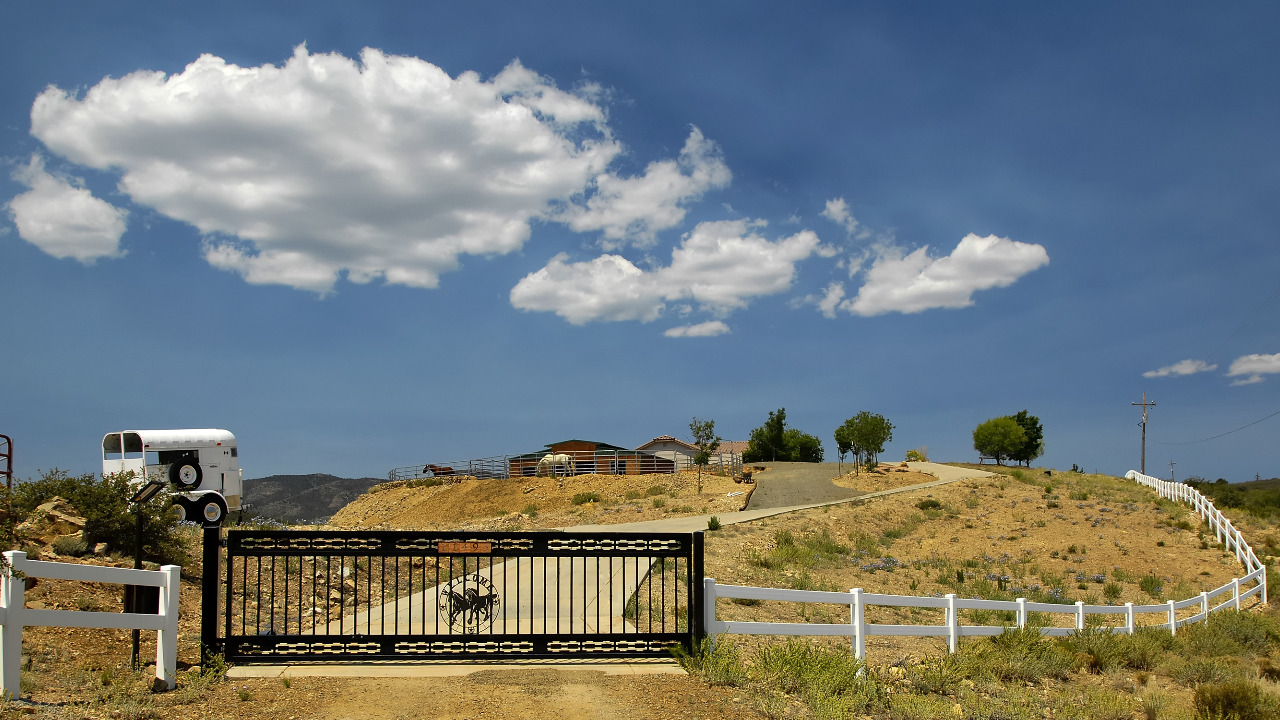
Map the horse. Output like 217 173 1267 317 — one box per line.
445 586 499 628
536 453 573 477
424 464 456 477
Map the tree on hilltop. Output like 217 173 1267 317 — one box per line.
689 416 722 493
744 408 824 463
835 412 894 474
1008 410 1045 467
972 416 1025 466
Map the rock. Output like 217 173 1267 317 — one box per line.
92 543 109 556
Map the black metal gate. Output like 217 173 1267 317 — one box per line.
203 529 703 662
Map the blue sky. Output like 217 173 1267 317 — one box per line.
2 2 1278 483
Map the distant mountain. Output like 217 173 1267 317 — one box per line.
242 473 382 524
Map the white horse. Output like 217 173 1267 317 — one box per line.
536 453 573 477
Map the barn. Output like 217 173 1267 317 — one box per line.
508 439 676 477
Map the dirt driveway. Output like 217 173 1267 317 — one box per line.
743 461 862 509
212 667 761 720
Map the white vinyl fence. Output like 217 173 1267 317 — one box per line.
1 551 181 698
704 470 1268 660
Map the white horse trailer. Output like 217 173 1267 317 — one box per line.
102 429 243 525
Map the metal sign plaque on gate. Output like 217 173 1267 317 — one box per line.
437 540 492 554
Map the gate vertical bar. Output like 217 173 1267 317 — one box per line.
201 525 222 658
691 531 705 644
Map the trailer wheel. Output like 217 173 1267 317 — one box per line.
172 499 191 523
170 462 202 490
199 496 227 526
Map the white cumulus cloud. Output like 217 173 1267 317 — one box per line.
1227 353 1280 386
664 321 730 338
1142 359 1218 378
24 45 729 293
821 197 862 237
559 126 730 249
510 219 819 328
6 155 127 263
841 233 1049 316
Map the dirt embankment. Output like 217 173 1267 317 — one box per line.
327 470 754 531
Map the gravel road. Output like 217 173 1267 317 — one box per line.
742 461 862 510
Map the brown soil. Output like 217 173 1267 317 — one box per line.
327 470 753 530
701 465 1257 714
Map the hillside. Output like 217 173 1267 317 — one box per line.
243 473 381 524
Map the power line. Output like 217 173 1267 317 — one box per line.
1151 408 1280 445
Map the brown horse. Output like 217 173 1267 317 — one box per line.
423 464 456 477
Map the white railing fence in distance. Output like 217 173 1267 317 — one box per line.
703 469 1268 660
0 551 181 699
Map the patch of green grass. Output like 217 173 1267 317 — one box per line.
570 492 602 505
645 485 666 496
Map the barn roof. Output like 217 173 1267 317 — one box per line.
635 435 698 452
544 439 632 452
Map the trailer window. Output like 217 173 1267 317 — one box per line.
123 432 143 460
103 433 122 460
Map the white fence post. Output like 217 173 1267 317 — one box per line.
1200 592 1209 623
1074 601 1085 631
1016 597 1027 629
1233 579 1241 611
1125 603 1135 634
703 577 717 649
945 594 958 653
1168 600 1177 635
1 551 25 701
850 588 865 661
156 565 180 690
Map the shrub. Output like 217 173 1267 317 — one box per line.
1193 679 1280 720
1104 582 1123 601
522 503 538 517
753 639 882 714
707 516 721 531
651 498 666 509
671 637 747 686
915 499 942 511
51 534 89 557
570 492 602 506
1139 575 1163 597
957 627 1074 683
624 490 642 501
645 485 666 496
10 469 188 564
1061 626 1125 673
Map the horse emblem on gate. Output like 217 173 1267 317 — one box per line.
438 575 501 633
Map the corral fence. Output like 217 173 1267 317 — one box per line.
204 528 705 662
703 469 1268 660
388 450 742 482
1 550 181 698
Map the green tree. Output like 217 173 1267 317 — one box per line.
10 469 189 564
1008 410 1045 467
783 428 824 463
744 408 788 462
834 421 855 474
836 412 894 473
972 417 1025 466
689 417 722 493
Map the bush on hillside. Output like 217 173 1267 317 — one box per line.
8 468 189 565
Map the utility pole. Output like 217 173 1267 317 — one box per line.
1169 459 1176 483
1132 392 1156 475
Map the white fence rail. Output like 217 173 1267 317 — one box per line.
703 469 1268 660
1 551 181 698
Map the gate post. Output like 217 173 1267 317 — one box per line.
200 525 223 659
691 531 706 643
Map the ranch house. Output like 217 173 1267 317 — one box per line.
507 440 676 477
